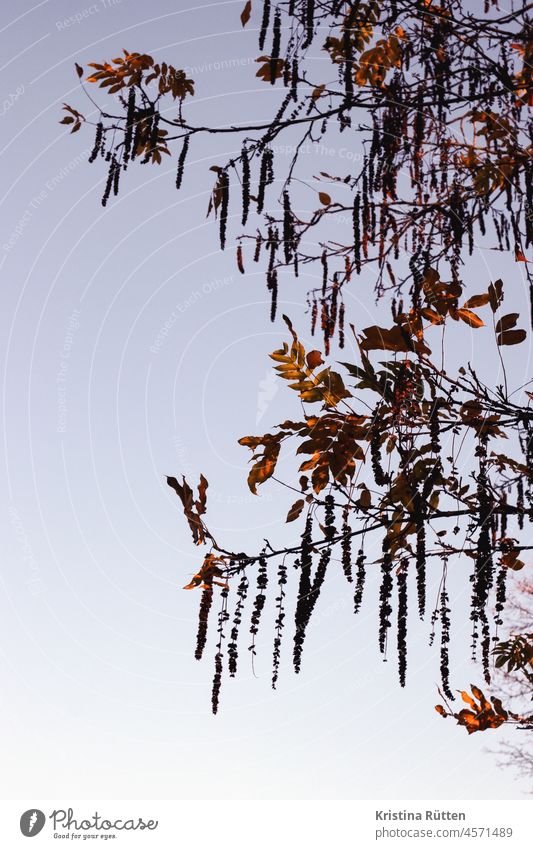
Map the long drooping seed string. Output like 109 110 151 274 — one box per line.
195 586 213 660
241 145 251 225
378 538 394 655
342 6 355 107
429 400 441 453
293 511 313 673
249 552 269 660
341 506 353 583
353 193 361 273
259 0 271 51
89 121 103 163
228 573 248 676
470 433 494 681
123 87 136 167
414 491 427 620
494 561 507 630
517 477 524 530
257 147 274 213
272 559 288 688
266 225 279 321
270 6 282 85
302 496 335 631
353 547 366 614
439 562 453 700
370 417 388 486
211 585 229 715
102 155 118 207
175 134 190 190
219 169 229 250
283 189 294 263
303 0 315 47
397 560 408 687
141 112 159 164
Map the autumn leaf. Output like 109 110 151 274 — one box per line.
497 329 526 346
360 324 430 354
167 474 211 545
488 279 504 312
358 487 372 509
456 308 484 328
306 350 324 369
240 0 252 27
247 451 279 493
75 62 84 78
286 498 305 522
495 313 519 333
460 690 478 710
312 461 329 493
318 191 331 206
463 293 490 308
256 55 285 82
436 686 510 734
184 553 227 590
421 307 445 325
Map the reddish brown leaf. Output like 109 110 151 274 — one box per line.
240 0 252 27
306 350 324 369
237 244 245 274
495 313 519 332
497 329 526 346
463 293 490 308
456 308 484 328
488 279 504 312
286 498 305 523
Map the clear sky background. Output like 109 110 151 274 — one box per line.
1 0 532 800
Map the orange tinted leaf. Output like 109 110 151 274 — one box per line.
457 710 481 734
435 704 447 717
360 325 414 353
456 308 484 328
318 191 331 206
421 307 444 325
470 684 491 711
460 690 479 710
247 456 277 493
463 293 490 308
75 62 84 78
312 463 329 493
491 697 509 719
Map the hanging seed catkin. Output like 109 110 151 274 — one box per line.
175 134 190 190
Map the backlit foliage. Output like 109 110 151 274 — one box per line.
64 1 533 720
